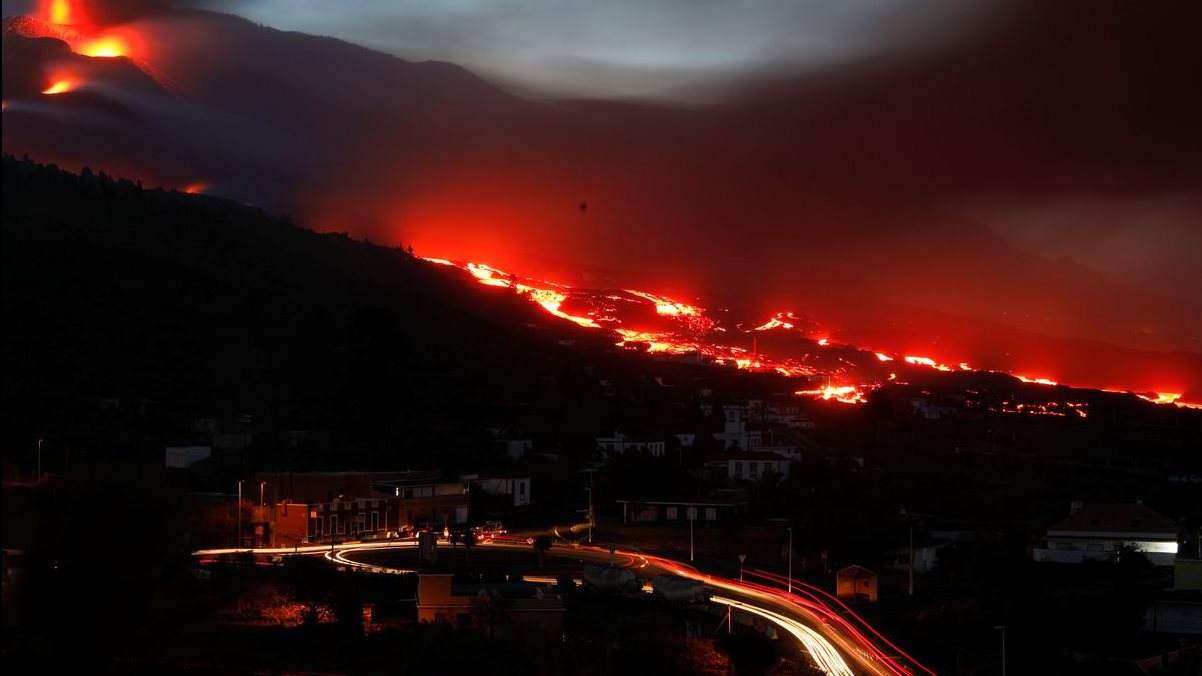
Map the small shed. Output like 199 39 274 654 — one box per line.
836 565 878 602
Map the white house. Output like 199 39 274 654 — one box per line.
595 433 665 457
471 476 532 507
1033 502 1179 566
720 451 791 481
503 439 533 460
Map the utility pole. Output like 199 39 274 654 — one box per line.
259 481 266 507
901 505 914 597
585 469 595 545
586 487 594 544
36 438 43 482
236 479 243 550
786 527 793 594
995 625 1006 676
739 554 746 583
689 507 696 562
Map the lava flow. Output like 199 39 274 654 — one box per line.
17 0 178 96
423 256 1198 411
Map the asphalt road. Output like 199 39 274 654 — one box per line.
269 536 936 676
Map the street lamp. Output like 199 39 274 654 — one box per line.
688 507 696 562
738 554 746 582
584 469 595 544
36 438 43 482
585 487 594 544
786 527 793 594
236 479 243 550
901 505 914 597
995 625 1006 676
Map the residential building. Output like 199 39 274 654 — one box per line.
259 470 470 546
595 432 665 457
462 473 532 507
272 496 395 547
715 450 792 481
615 498 746 525
1033 502 1180 566
836 565 879 602
416 573 564 636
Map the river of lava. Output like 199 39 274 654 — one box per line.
420 256 1202 410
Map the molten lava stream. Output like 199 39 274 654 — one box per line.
42 79 76 95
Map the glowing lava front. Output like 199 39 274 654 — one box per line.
76 34 128 58
420 255 1197 410
42 79 76 95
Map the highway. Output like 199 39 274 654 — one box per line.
197 536 934 676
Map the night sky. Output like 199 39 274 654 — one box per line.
2 0 1200 397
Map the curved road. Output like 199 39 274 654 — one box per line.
198 537 933 676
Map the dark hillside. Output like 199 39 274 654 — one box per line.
1 155 631 470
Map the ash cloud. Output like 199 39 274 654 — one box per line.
2 0 1200 398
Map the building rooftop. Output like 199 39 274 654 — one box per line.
837 565 877 579
615 497 746 507
718 450 792 461
1048 503 1179 535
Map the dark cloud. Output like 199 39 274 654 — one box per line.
2 0 1199 398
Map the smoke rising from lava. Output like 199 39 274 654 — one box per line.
2 0 1200 401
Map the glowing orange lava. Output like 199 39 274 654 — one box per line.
76 35 128 58
627 290 701 317
1016 375 1058 386
421 255 1195 410
904 355 953 372
42 79 76 95
795 384 867 404
181 182 208 194
752 312 796 331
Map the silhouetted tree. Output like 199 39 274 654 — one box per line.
533 535 553 568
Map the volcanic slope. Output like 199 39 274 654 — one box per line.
0 155 666 468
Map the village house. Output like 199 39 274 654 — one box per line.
711 450 792 481
615 497 747 525
595 432 665 458
1033 502 1180 566
257 470 471 547
416 573 564 636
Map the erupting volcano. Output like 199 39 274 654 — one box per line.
423 256 1200 411
3 0 1199 409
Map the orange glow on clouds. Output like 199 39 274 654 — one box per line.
42 0 85 25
